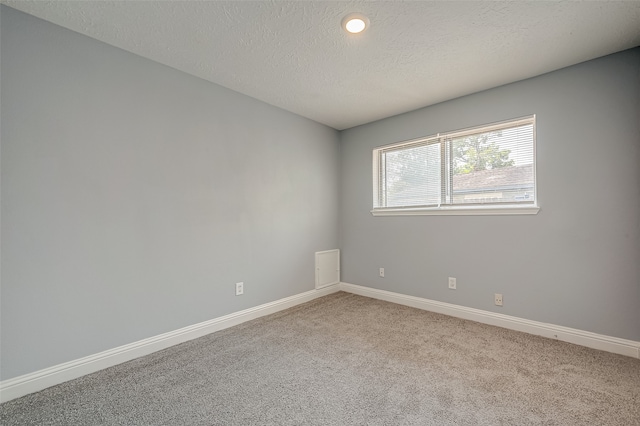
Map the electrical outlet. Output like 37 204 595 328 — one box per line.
379 268 385 278
235 282 244 296
494 293 503 306
448 277 456 289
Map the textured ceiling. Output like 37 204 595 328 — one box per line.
3 1 640 130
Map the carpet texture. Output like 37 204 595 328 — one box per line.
1 292 639 425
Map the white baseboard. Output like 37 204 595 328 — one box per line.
339 282 640 359
0 284 340 403
3 282 637 403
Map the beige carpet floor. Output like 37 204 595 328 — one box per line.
1 291 639 425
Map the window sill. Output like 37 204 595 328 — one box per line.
370 205 540 216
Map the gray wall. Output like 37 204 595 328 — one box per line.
340 48 640 341
0 6 339 380
2 4 638 385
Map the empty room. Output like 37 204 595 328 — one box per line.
1 1 639 425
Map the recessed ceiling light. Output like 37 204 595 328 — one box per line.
342 13 369 34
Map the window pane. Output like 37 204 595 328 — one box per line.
383 143 441 207
451 124 534 204
372 116 536 213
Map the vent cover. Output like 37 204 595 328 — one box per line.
315 249 340 289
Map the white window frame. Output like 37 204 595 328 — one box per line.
372 115 539 216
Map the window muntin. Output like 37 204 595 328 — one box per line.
373 116 536 214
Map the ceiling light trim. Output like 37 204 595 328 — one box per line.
341 13 369 34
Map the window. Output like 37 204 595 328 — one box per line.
372 116 538 216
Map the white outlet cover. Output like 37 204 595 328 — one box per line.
448 277 456 289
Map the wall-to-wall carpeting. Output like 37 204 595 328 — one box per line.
1 292 638 425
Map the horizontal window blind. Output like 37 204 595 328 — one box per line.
373 116 536 210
